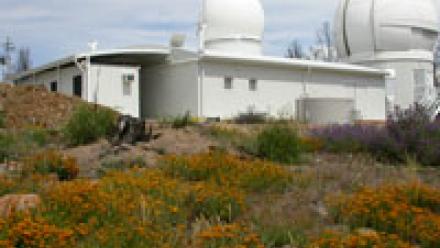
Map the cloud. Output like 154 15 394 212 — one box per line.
0 0 438 66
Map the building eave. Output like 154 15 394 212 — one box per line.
11 47 171 81
200 52 389 76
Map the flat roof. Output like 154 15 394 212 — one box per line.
12 45 389 80
12 46 171 80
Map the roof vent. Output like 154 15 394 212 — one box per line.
170 34 186 48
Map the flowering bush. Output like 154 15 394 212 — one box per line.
328 183 440 247
162 152 295 193
18 167 247 247
0 215 75 248
194 223 264 248
310 230 414 248
22 150 79 181
313 104 440 166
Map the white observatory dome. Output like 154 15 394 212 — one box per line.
334 0 440 60
200 0 265 56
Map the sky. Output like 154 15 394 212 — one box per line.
0 0 439 67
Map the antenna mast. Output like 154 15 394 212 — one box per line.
2 36 15 81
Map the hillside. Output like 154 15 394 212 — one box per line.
0 86 440 248
0 84 81 129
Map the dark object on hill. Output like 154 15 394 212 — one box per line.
235 112 267 124
113 115 149 145
172 111 195 129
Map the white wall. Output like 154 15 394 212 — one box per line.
89 64 141 117
363 60 435 110
201 61 386 121
15 65 82 97
140 61 199 118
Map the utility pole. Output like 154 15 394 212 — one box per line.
2 36 15 81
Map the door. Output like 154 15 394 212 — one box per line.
73 75 82 97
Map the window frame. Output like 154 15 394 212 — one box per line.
50 81 58 92
224 76 233 90
249 78 258 91
122 73 135 96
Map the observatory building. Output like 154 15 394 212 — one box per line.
334 0 440 111
12 0 423 124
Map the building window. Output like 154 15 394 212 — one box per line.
414 69 427 102
249 79 258 91
224 77 233 90
50 81 58 92
122 74 135 96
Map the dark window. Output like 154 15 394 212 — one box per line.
224 77 233 90
50 81 58 92
249 79 258 91
73 75 82 97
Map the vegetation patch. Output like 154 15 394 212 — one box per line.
161 152 297 193
313 104 440 166
0 128 51 162
22 150 79 181
63 104 117 146
326 182 440 247
255 124 303 164
194 223 264 248
311 230 413 248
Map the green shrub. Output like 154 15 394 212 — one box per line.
172 111 195 129
63 104 117 145
255 125 303 164
0 112 5 128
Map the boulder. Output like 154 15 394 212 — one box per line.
0 194 41 218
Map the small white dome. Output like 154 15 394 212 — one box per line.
200 0 265 56
334 0 439 59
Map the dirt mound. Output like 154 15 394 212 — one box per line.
0 84 81 129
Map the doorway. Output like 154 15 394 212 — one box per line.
73 75 82 97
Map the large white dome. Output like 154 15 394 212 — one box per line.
334 0 440 60
200 0 265 56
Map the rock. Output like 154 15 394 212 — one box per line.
0 194 41 218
